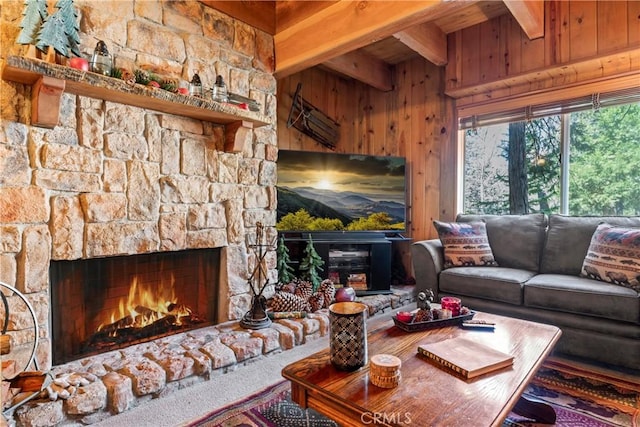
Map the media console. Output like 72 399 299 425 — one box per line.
280 232 408 295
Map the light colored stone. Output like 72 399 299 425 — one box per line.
119 359 166 396
78 1 131 47
160 114 204 135
181 137 207 176
221 49 252 70
102 371 134 414
161 129 180 174
157 354 195 381
0 186 48 223
40 143 101 173
163 0 203 35
270 323 296 350
0 143 29 185
127 161 160 221
104 133 148 160
159 212 187 251
250 70 277 93
103 159 126 192
185 34 221 67
219 153 238 183
307 312 330 336
259 160 277 186
227 293 251 321
250 328 280 354
160 176 210 204
187 203 226 230
65 380 107 415
16 400 64 427
0 120 28 145
34 169 101 193
50 196 84 260
186 228 228 249
145 114 162 163
134 0 162 23
77 106 104 149
80 193 127 222
185 350 212 376
85 222 159 257
17 225 51 293
135 53 183 77
229 68 250 97
224 199 244 244
243 209 276 229
244 186 269 209
0 253 17 286
202 7 234 46
253 29 275 73
32 126 79 146
211 183 243 202
238 158 259 185
275 319 304 346
128 20 186 63
0 225 21 252
58 93 77 129
200 339 237 369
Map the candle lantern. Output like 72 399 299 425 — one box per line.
329 302 368 371
189 73 203 98
90 40 112 76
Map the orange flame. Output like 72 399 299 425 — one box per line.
97 274 193 335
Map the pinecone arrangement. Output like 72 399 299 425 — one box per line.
269 279 336 313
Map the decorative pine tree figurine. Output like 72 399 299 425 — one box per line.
299 236 324 291
276 236 295 285
36 8 69 56
16 0 48 46
56 0 81 57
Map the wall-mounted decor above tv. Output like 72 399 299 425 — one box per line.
276 150 407 233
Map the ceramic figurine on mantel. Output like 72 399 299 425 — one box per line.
17 0 81 63
240 223 276 329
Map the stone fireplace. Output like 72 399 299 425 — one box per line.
49 248 221 365
0 0 278 373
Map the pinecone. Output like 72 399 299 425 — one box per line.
318 279 335 308
275 282 296 294
134 69 150 85
161 79 177 92
269 292 310 312
308 292 325 312
294 280 313 301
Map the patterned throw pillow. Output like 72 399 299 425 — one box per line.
580 224 640 292
433 221 498 269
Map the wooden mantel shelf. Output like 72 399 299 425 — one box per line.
2 55 272 152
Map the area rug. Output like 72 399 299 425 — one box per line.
188 360 640 427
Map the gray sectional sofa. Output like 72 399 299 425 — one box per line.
411 213 640 371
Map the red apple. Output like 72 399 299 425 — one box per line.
177 87 189 95
69 57 89 71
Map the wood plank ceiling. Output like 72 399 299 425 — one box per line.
202 1 544 92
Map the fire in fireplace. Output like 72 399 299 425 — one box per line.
50 249 220 365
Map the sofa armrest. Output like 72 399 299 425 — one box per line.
410 239 444 297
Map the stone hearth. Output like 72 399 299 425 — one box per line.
12 289 415 426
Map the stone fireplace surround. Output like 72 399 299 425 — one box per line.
0 0 280 422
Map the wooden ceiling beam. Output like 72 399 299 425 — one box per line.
274 0 474 78
394 22 447 66
323 50 393 91
503 0 544 39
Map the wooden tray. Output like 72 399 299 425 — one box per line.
393 311 475 332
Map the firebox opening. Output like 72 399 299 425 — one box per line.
50 249 220 365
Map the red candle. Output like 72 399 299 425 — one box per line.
440 296 462 317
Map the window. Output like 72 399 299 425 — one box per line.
461 93 640 216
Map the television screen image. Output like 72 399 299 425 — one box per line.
276 150 407 233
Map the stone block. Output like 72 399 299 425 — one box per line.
259 160 277 186
0 143 29 185
160 176 210 204
104 133 148 160
119 359 166 396
181 137 207 176
103 159 126 192
127 161 160 221
186 228 227 249
159 212 187 251
80 193 126 222
185 350 212 377
128 20 187 63
0 225 21 252
276 319 304 345
16 400 64 427
145 114 162 163
50 195 83 260
0 120 27 146
244 186 269 209
161 129 180 174
18 225 51 293
0 186 48 223
251 328 280 354
85 222 159 257
160 114 203 135
0 253 17 286
102 371 134 414
238 158 259 185
40 142 101 173
201 339 237 369
34 170 101 193
202 8 234 46
300 318 321 336
270 323 296 350
65 380 107 415
254 30 275 73
187 203 226 230
224 199 244 244
307 312 330 336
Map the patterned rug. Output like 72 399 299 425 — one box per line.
188 360 640 427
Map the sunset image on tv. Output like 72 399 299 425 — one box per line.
276 150 407 232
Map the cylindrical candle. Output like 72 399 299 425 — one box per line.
329 302 368 371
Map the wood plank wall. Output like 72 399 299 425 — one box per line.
277 58 454 246
447 0 640 104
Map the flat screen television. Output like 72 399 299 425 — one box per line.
276 150 407 233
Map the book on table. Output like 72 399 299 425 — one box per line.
417 337 514 379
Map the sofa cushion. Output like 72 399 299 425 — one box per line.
524 274 639 324
433 221 497 268
541 215 640 275
580 224 640 292
456 213 547 272
439 267 536 305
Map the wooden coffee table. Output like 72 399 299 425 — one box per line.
282 311 561 427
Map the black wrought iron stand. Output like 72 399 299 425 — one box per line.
240 223 274 329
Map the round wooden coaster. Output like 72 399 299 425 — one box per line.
370 354 401 376
370 372 401 388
